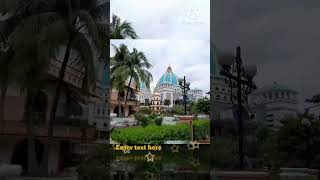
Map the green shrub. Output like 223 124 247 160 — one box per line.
171 105 184 115
111 124 191 144
155 116 163 126
137 107 152 115
134 113 150 127
193 119 210 140
147 113 158 120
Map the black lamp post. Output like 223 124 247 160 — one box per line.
178 76 191 115
219 46 257 170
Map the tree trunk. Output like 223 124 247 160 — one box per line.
24 90 37 175
0 84 8 134
117 92 122 117
45 40 73 175
124 75 132 117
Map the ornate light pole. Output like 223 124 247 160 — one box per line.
178 76 191 115
219 46 257 169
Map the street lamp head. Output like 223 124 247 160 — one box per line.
218 53 234 69
244 65 257 79
178 78 184 84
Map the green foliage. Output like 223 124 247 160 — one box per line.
193 119 210 140
134 113 150 127
147 113 158 120
137 107 152 115
155 116 163 126
259 114 320 169
191 98 210 115
110 14 139 39
111 44 153 107
111 124 191 144
171 105 184 115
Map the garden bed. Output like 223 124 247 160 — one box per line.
111 124 191 144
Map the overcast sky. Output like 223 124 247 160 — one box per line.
111 40 210 93
111 0 210 40
213 0 320 110
110 0 210 93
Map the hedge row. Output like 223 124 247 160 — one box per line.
111 124 191 144
193 119 210 140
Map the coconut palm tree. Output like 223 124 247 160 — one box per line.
0 0 55 174
110 14 138 39
10 0 108 174
111 44 130 117
112 46 153 115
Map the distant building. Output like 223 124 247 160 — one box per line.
110 79 140 117
154 66 183 107
188 89 204 101
137 82 152 105
249 82 299 129
150 92 164 113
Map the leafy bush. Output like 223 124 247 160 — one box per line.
137 107 152 115
111 124 191 144
134 113 150 127
191 98 210 115
155 116 163 126
147 113 158 120
171 105 184 115
193 119 210 140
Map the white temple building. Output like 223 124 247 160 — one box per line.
137 66 205 108
153 66 183 107
249 82 299 128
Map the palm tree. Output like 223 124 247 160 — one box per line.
112 46 153 116
0 0 55 174
11 0 108 174
111 44 130 117
110 14 138 39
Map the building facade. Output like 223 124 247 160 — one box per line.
137 82 152 105
188 89 204 101
110 80 140 117
153 66 183 108
150 92 164 113
249 82 299 129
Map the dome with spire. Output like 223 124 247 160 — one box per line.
156 66 179 87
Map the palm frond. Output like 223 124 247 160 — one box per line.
71 31 96 88
110 14 138 39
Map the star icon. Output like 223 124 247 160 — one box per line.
191 158 201 167
187 143 194 150
145 151 155 162
193 141 200 149
171 144 179 153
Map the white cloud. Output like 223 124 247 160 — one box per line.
110 39 210 93
110 0 210 40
